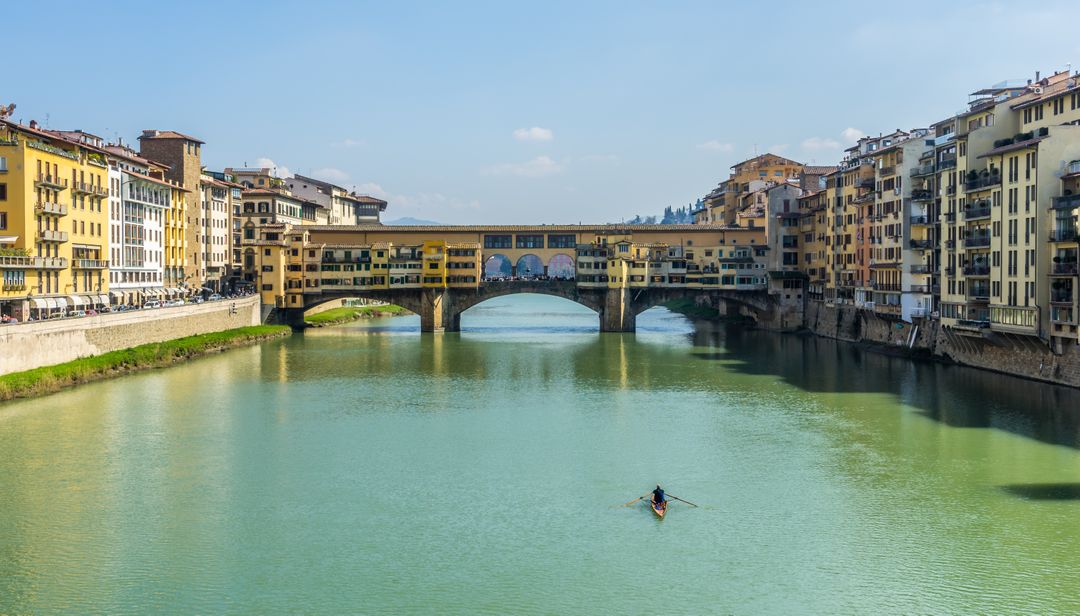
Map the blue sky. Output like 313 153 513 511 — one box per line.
8 1 1080 223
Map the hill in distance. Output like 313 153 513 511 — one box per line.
383 217 442 226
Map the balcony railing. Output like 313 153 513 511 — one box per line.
1 283 26 292
35 174 68 190
938 157 957 170
879 165 896 177
34 201 68 215
908 284 930 294
967 287 991 301
946 185 957 195
957 318 991 329
965 174 1001 191
964 235 991 248
944 212 956 223
1050 229 1079 242
0 256 68 269
858 178 875 190
1052 262 1079 275
909 239 933 250
911 189 934 200
871 282 902 291
965 204 991 220
911 163 935 177
963 264 990 276
1052 306 1075 323
1052 194 1080 210
37 229 68 243
910 215 930 225
910 264 932 274
72 259 109 269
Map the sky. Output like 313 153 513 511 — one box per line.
8 1 1080 224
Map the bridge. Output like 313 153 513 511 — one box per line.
242 223 803 332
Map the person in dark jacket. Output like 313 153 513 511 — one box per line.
652 485 665 506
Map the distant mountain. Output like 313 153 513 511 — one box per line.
384 217 442 226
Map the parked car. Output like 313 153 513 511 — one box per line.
208 293 223 301
191 296 204 304
69 310 87 318
143 300 163 309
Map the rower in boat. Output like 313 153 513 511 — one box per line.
651 485 667 517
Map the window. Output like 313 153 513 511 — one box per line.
0 212 5 230
483 234 512 249
515 234 544 249
547 234 576 249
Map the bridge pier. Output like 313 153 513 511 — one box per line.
419 289 458 333
600 287 635 333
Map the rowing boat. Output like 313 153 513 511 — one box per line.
651 499 667 519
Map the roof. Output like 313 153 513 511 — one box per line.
731 153 803 170
104 144 158 167
138 129 205 144
802 165 838 175
352 195 388 205
977 135 1048 158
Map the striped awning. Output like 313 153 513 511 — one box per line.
53 298 69 310
109 291 125 302
67 296 86 308
30 298 48 310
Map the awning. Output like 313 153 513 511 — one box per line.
67 296 86 308
81 295 96 306
148 288 162 297
54 298 68 310
109 291 125 302
43 298 58 310
96 294 110 305
30 298 48 310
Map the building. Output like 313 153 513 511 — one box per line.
0 119 111 320
138 130 203 292
198 173 233 292
285 174 388 225
104 144 177 304
697 154 805 225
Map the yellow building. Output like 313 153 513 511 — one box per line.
0 119 111 320
699 154 804 225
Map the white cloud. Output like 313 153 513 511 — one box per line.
483 155 563 177
513 127 554 142
697 140 735 152
841 127 866 143
801 137 843 151
311 167 350 184
254 157 291 178
331 138 365 148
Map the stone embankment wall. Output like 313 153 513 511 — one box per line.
0 296 261 376
804 301 1080 388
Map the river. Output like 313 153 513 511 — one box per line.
2 295 1080 614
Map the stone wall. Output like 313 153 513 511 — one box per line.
804 300 1080 388
0 296 261 376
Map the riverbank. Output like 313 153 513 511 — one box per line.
305 305 410 327
0 325 291 402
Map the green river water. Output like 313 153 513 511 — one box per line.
2 295 1080 614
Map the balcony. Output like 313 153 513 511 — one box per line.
1051 291 1075 305
1052 194 1080 210
1052 261 1079 275
956 318 991 329
910 264 932 274
944 212 956 223
965 174 1001 192
963 264 990 276
910 215 930 225
938 157 957 170
857 178 875 190
1052 306 1075 324
37 229 68 243
911 189 934 201
964 235 991 248
874 303 902 316
871 282 901 292
72 259 109 269
35 174 68 190
967 287 991 301
911 163 935 177
35 200 68 216
965 203 991 220
945 266 956 276
945 239 956 249
1050 229 1078 243
879 165 896 177
908 284 930 294
1 283 26 292
946 185 957 195
0 256 67 269
909 239 933 250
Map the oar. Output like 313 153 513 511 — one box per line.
622 494 649 507
666 494 699 507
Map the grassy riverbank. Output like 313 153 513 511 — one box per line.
0 325 291 402
305 305 410 327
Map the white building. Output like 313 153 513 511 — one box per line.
286 174 387 224
199 174 232 293
104 145 170 304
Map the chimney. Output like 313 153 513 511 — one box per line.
29 120 37 129
1036 71 1041 81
